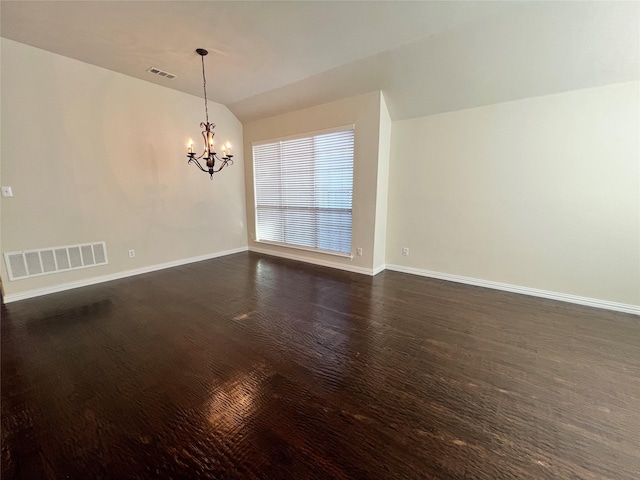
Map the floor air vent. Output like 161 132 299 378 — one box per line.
4 242 108 281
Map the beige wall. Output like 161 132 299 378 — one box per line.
2 39 636 310
1 39 247 297
386 81 640 306
243 91 387 273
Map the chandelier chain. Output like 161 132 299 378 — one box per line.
201 53 209 124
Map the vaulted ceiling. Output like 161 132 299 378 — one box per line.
2 1 638 123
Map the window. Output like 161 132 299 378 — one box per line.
253 126 354 256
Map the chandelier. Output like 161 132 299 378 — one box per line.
186 48 233 179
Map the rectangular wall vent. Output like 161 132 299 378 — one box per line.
146 66 176 79
4 242 108 281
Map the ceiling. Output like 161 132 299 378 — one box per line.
1 1 638 123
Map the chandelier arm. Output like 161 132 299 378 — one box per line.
188 157 208 173
211 157 233 173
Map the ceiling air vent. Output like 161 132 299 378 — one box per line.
147 67 176 80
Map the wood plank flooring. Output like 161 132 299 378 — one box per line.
2 252 639 479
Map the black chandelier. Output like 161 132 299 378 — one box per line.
186 48 233 179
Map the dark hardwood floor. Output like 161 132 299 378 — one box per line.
2 252 639 479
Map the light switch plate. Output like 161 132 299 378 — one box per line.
1 186 13 197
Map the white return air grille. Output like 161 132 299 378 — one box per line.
4 242 108 281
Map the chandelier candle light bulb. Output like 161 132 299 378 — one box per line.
185 48 233 179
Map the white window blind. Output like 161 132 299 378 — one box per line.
253 127 354 255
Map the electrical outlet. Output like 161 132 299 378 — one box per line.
402 247 409 256
356 247 363 256
128 249 135 258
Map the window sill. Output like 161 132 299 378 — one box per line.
254 240 354 260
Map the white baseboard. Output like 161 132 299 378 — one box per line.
386 264 640 316
249 246 378 276
372 264 386 276
4 246 248 303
